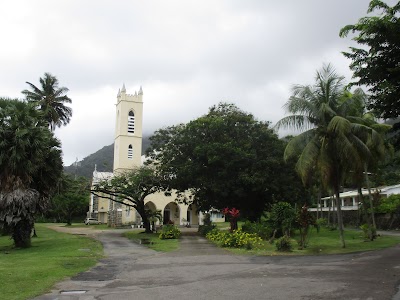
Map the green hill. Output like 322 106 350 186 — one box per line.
64 135 151 178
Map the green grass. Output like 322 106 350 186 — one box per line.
123 231 179 252
211 227 400 256
0 224 103 300
214 221 245 230
63 223 112 230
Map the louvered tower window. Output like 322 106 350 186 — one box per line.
128 111 135 133
128 144 133 159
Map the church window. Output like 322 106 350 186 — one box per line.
128 111 135 133
128 144 133 159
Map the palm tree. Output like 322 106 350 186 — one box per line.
21 72 72 131
275 64 374 248
0 98 63 247
341 91 391 238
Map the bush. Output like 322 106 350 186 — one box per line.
315 218 327 233
206 228 263 249
198 224 216 236
241 221 272 240
275 235 292 252
203 213 212 226
360 223 377 240
159 225 181 239
268 202 296 237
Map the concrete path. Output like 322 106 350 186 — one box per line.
33 227 400 300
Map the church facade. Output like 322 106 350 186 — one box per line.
88 85 225 227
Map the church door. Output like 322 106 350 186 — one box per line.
163 209 170 224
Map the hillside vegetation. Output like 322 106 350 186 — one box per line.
64 135 151 178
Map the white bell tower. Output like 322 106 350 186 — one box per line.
113 84 143 173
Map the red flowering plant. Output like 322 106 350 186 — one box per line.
222 207 240 232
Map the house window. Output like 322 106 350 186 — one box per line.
126 206 131 217
128 144 133 159
128 111 135 133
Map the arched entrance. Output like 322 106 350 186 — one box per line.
163 202 180 225
187 203 199 225
145 201 157 212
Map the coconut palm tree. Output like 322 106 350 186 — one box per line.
0 98 63 247
340 90 391 239
21 72 72 131
275 64 374 248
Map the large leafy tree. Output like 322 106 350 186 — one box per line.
0 98 63 247
21 72 72 131
91 166 170 233
340 0 400 119
50 175 90 225
275 64 377 248
146 103 306 221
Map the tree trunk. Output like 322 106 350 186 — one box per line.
32 227 38 238
335 190 346 248
327 196 331 226
358 187 373 241
316 186 322 220
136 201 152 233
66 212 72 226
12 219 33 248
364 164 377 229
230 219 238 232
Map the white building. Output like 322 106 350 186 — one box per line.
309 184 400 212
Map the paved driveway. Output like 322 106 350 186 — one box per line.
33 227 400 300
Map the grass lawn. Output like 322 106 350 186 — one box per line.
64 223 112 230
123 231 179 252
0 223 103 300
222 227 400 256
214 221 245 230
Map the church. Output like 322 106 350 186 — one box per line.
88 85 225 227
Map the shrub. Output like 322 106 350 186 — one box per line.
206 228 263 250
315 218 327 233
198 224 216 236
360 223 377 240
241 221 272 240
275 235 292 252
159 225 181 239
203 213 212 226
268 202 296 237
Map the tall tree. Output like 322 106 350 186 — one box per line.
0 98 63 247
91 166 170 233
51 175 90 225
340 0 400 119
22 72 72 131
146 103 306 221
341 90 389 239
275 64 375 248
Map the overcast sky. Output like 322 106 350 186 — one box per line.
0 1 386 166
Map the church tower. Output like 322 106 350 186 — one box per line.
113 84 143 173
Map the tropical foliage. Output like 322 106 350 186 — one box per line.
50 175 90 225
268 202 296 238
146 103 307 221
222 207 240 231
0 98 63 247
275 235 293 252
159 224 181 239
340 0 400 119
22 72 72 131
275 64 384 248
206 228 263 250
